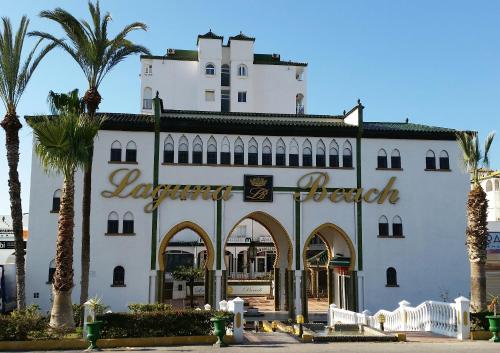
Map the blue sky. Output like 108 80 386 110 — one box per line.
0 0 499 214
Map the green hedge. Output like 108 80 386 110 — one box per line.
97 310 233 338
0 306 47 341
127 303 172 313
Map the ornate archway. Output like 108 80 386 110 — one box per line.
158 221 215 271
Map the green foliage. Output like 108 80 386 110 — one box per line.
47 89 85 115
128 303 172 314
456 131 495 185
72 304 83 328
29 112 102 177
30 0 150 90
470 311 493 331
172 266 205 282
0 16 55 113
97 310 232 338
87 296 108 317
0 305 47 341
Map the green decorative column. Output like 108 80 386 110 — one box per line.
284 269 289 311
301 270 308 322
274 267 280 311
327 267 334 305
221 270 227 300
288 270 295 319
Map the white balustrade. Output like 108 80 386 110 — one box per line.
328 296 470 340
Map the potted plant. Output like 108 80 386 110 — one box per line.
211 311 231 347
85 297 107 349
486 294 500 343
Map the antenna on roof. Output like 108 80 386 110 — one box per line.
405 117 409 123
343 110 346 116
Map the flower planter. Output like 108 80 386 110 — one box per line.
86 320 103 349
210 318 228 347
486 315 500 343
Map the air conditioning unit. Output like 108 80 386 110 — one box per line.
272 53 280 60
167 48 176 55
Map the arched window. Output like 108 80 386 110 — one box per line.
221 137 231 165
207 136 217 164
302 139 312 166
495 179 500 191
178 135 189 163
377 149 388 169
164 135 174 163
391 149 401 169
378 215 389 236
289 139 299 166
248 138 258 165
316 140 326 167
296 94 304 115
48 259 55 283
386 267 398 287
234 137 244 165
125 141 137 163
238 64 248 77
205 63 215 75
439 150 450 170
52 189 61 212
486 180 493 192
342 141 353 168
329 140 339 167
392 216 403 237
262 138 272 166
221 64 230 86
426 150 436 170
143 87 152 110
112 266 125 286
110 141 122 162
276 138 286 166
107 212 119 234
192 136 203 164
123 212 134 234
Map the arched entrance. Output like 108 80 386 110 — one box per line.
223 211 293 313
158 221 216 307
302 223 356 319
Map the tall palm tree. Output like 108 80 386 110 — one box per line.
456 131 495 311
0 16 55 310
29 112 101 329
47 89 85 116
31 1 150 305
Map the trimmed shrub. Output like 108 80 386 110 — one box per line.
72 304 84 328
98 310 233 338
471 311 493 331
127 303 172 313
0 305 47 341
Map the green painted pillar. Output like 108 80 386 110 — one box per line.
221 270 227 301
156 270 164 303
327 267 334 305
274 267 280 311
301 270 308 322
284 269 289 311
288 270 295 319
204 268 209 305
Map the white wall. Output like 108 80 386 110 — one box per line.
26 128 469 313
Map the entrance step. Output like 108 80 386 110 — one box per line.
243 331 299 345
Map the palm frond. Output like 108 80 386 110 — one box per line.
483 131 496 168
31 113 102 177
32 0 149 93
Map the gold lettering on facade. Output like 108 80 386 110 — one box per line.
102 168 400 212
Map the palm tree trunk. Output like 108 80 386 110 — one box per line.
79 160 92 306
470 261 486 311
1 113 25 310
50 168 75 330
79 86 101 306
466 184 489 312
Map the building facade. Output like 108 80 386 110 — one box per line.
25 33 470 318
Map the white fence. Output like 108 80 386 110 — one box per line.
328 296 470 340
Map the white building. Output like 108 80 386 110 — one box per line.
140 31 307 114
0 215 28 264
25 33 470 319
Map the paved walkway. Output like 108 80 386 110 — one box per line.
49 340 500 353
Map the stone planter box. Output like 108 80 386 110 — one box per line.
0 335 235 351
470 330 493 340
